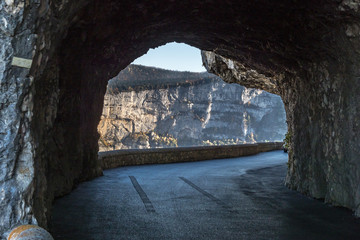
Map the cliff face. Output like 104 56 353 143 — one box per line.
98 65 286 151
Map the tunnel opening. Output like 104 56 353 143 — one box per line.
29 0 360 230
97 42 287 152
31 1 359 231
2 0 360 237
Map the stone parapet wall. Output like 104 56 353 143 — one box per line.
100 142 284 169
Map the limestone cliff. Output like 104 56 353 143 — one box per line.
98 65 286 151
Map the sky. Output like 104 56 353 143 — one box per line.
132 42 206 72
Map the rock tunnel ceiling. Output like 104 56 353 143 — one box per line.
1 0 360 236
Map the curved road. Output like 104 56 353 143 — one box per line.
50 151 360 239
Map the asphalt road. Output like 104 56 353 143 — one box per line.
50 151 360 240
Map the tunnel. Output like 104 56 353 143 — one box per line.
0 0 360 236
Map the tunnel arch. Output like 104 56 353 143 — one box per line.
33 0 360 227
1 0 360 235
97 56 287 151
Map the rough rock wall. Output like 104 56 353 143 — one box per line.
0 0 91 236
0 1 38 235
284 61 360 216
98 66 286 151
203 40 360 215
1 0 360 237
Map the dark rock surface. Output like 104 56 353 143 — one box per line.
0 0 360 237
98 65 286 151
203 46 360 217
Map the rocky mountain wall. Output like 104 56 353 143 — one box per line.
98 65 286 151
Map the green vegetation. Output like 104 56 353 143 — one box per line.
202 139 246 146
283 131 292 151
246 132 256 143
150 132 178 147
107 64 220 93
99 135 112 147
129 132 149 142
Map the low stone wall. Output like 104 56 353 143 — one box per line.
99 142 284 169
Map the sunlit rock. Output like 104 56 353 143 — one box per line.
98 65 287 151
8 225 53 240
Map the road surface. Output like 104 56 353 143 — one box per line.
50 151 360 239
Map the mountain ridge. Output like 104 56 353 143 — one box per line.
107 64 223 93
